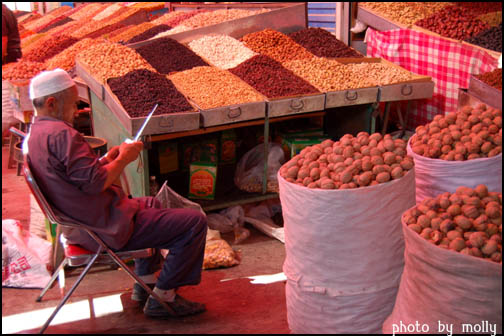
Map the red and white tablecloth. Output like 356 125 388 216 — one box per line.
366 28 499 129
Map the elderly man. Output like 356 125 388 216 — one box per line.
24 69 207 318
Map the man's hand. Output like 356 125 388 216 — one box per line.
118 141 143 164
101 141 143 192
107 145 120 161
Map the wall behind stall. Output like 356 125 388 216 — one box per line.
307 2 350 44
3 2 31 11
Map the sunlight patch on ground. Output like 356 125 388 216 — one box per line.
221 272 287 285
2 293 124 333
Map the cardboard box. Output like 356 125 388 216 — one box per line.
180 135 219 171
158 141 178 174
283 136 330 159
220 129 237 164
188 162 217 200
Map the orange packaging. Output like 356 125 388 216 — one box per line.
188 163 217 200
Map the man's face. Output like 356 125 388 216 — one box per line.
61 86 79 125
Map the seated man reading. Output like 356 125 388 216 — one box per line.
24 68 207 318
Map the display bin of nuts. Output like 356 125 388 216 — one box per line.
281 56 379 109
73 76 90 104
361 58 434 102
383 187 502 335
323 58 380 108
158 4 306 45
75 59 105 100
407 103 502 203
168 66 268 127
468 73 502 110
412 23 501 60
267 92 326 118
170 66 267 128
278 133 416 333
102 78 200 137
194 100 267 128
357 4 410 31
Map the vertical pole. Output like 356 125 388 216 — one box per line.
263 107 269 195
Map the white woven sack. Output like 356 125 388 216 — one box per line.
279 169 416 334
407 138 502 204
286 279 399 334
383 208 502 334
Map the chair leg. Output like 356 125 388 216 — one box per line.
39 249 101 334
104 248 177 316
36 258 68 302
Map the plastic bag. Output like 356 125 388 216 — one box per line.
202 239 240 270
207 213 234 233
220 205 244 227
220 205 249 244
2 219 52 289
234 143 285 193
155 181 205 216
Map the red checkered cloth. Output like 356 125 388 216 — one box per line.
366 28 498 129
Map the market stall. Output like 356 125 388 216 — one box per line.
357 2 501 129
2 3 501 335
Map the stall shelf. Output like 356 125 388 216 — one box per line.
128 3 307 46
357 4 501 60
78 3 433 211
102 81 200 136
467 74 502 110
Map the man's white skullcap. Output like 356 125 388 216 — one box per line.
29 68 76 100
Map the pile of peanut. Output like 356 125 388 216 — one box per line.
240 28 314 63
45 38 107 72
23 34 79 63
109 22 155 43
359 2 451 26
21 33 48 53
68 3 108 21
188 35 257 70
76 41 155 84
168 66 264 109
70 20 111 39
2 60 46 81
92 3 123 21
151 10 188 25
477 11 502 27
404 185 502 263
411 104 502 160
279 132 414 189
283 59 416 92
181 9 269 30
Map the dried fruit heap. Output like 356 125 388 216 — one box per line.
475 68 502 91
229 55 319 99
240 28 314 63
135 37 208 74
23 34 79 63
288 27 363 58
108 69 193 118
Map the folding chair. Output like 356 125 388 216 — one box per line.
23 155 175 334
